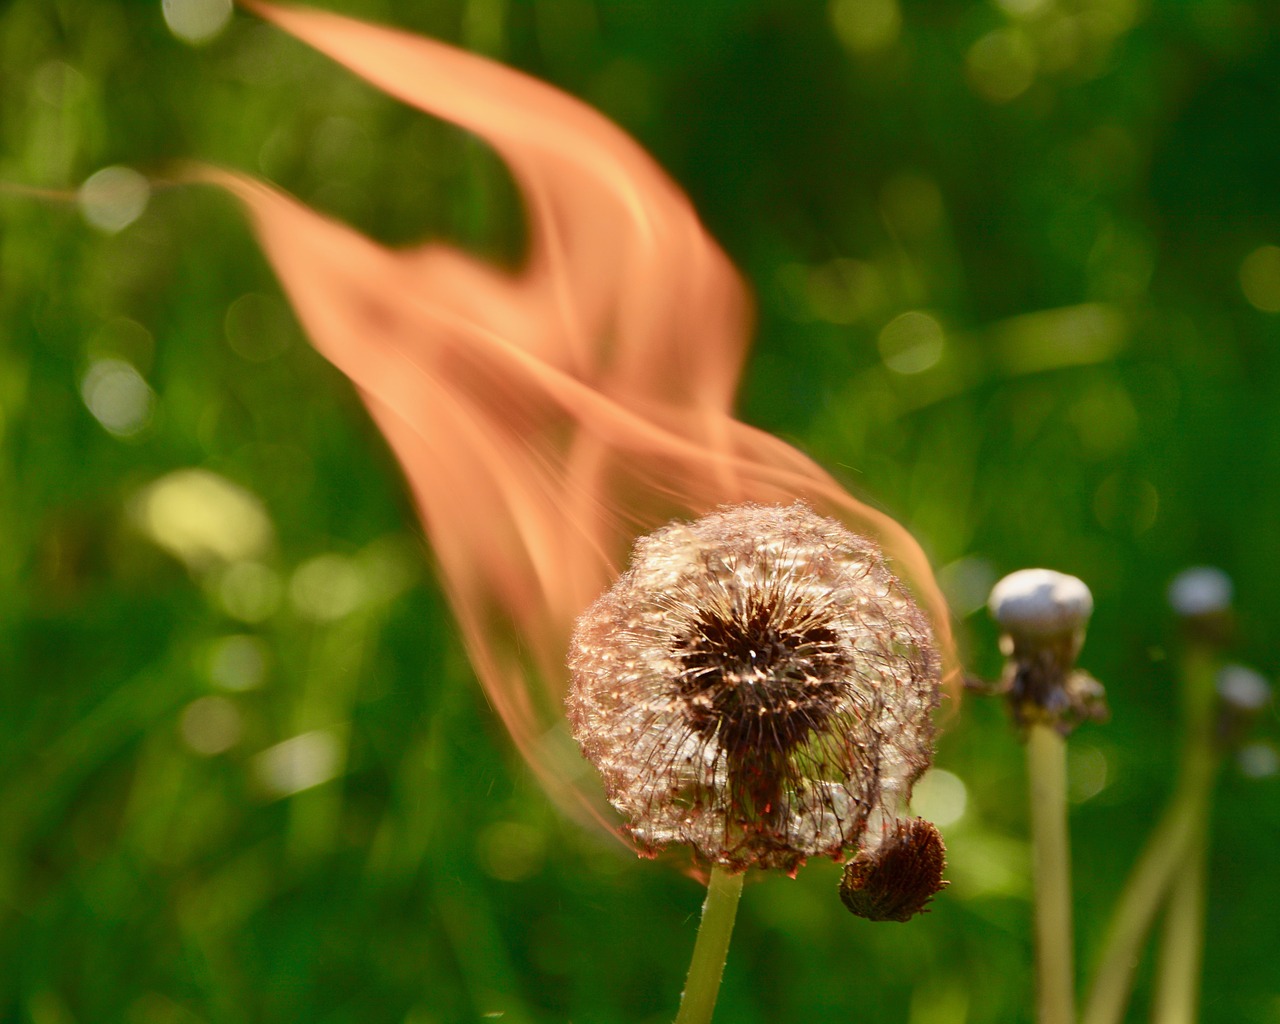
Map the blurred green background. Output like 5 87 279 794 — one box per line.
3 0 1279 1021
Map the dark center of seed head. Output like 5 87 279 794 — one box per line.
675 605 845 757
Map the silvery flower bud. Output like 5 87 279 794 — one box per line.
567 503 943 875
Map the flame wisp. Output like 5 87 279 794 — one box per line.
205 1 955 832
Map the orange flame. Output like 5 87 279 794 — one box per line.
205 1 955 829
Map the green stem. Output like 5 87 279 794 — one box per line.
1080 788 1202 1024
1150 644 1218 1024
1027 723 1076 1024
1082 647 1219 1024
1150 822 1208 1024
673 865 745 1024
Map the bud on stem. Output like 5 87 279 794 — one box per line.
988 568 1107 734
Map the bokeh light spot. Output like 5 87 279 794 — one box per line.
476 821 548 881
947 832 1030 898
1087 223 1154 300
180 695 243 756
878 311 945 374
911 768 967 827
830 0 902 54
357 534 422 604
162 0 233 46
995 0 1052 17
217 561 282 623
778 258 887 325
993 303 1127 375
1067 745 1108 802
936 556 997 619
224 292 294 362
1037 13 1085 74
32 60 86 107
207 634 269 691
966 28 1037 103
1067 377 1137 457
308 115 372 179
1092 473 1158 535
880 173 944 238
134 469 274 569
81 358 154 437
908 978 970 1024
253 730 342 797
127 991 200 1024
591 57 657 129
290 554 367 621
89 317 156 372
1239 245 1280 312
78 166 150 233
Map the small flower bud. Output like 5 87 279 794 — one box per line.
1217 664 1271 713
1167 566 1233 619
987 569 1106 734
1216 663 1272 748
1238 741 1279 778
1168 566 1234 646
568 504 943 874
839 817 948 922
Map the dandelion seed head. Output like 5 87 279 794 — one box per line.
567 503 941 873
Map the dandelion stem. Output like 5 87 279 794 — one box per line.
1026 723 1076 1024
1079 765 1208 1024
1150 645 1218 1024
1082 647 1219 1024
674 865 745 1024
1150 822 1208 1024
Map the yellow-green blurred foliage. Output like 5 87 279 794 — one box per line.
2 0 1279 1021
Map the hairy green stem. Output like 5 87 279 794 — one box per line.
1027 723 1076 1024
674 866 745 1024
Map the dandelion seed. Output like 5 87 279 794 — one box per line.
567 503 942 875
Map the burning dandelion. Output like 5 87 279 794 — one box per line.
166 4 959 1017
197 1 957 835
569 503 943 884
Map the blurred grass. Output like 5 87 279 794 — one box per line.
2 0 1279 1021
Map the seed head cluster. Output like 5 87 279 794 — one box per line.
567 503 941 874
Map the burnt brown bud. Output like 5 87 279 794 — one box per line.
839 817 948 922
567 503 942 874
